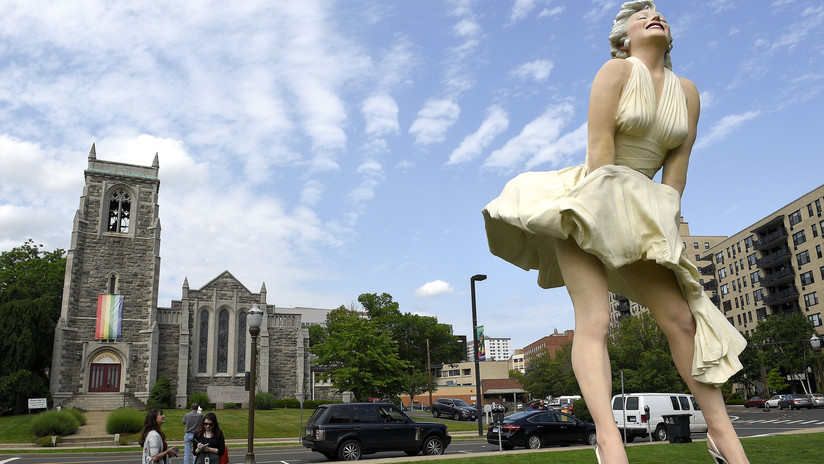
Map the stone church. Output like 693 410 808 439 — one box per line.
49 146 312 410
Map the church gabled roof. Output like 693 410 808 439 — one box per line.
193 270 258 298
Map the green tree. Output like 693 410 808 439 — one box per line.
146 376 173 409
608 312 685 393
544 342 579 396
521 354 552 399
357 293 461 399
0 240 66 414
310 307 409 401
749 312 817 388
766 368 789 394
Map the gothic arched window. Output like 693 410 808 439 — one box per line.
198 311 208 373
107 189 131 233
237 311 247 373
217 309 229 373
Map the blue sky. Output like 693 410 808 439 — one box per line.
1 0 822 352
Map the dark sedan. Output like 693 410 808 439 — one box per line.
778 394 813 410
487 410 596 450
743 396 767 408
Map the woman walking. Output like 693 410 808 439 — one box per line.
140 409 177 463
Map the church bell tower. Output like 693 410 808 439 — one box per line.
50 144 162 409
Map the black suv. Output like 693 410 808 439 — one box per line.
431 398 478 421
302 402 451 461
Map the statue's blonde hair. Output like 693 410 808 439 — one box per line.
608 1 673 70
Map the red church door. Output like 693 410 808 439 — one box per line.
89 363 121 392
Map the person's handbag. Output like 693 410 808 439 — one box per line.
219 446 228 464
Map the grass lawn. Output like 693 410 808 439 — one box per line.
0 409 821 462
0 407 479 444
416 433 823 464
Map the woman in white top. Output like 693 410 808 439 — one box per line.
140 409 178 464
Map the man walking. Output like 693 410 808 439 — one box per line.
182 402 203 464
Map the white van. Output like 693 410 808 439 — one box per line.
611 393 707 441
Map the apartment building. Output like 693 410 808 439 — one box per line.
523 329 574 368
609 218 726 326
510 349 525 374
697 185 824 336
466 335 512 361
608 185 824 337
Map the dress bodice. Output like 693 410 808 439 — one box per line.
610 56 689 178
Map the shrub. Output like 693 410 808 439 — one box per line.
224 402 239 409
273 398 300 409
106 407 144 434
30 410 79 437
146 376 173 409
188 393 210 409
572 398 592 423
255 392 276 410
35 435 62 447
64 408 87 426
304 400 341 409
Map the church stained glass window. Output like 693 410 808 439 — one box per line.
107 189 131 233
198 311 208 373
237 311 247 373
217 310 229 373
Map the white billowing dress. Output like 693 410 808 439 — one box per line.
482 56 746 386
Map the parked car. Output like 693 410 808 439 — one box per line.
765 395 784 408
777 394 813 410
486 410 596 450
743 396 767 408
302 402 451 461
431 398 478 421
809 393 824 408
612 393 707 442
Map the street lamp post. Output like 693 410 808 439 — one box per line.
811 334 823 392
470 274 487 438
245 305 264 464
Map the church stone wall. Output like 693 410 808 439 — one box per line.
51 149 313 409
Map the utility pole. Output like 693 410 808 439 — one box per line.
427 339 433 409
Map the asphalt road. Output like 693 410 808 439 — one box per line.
2 406 823 464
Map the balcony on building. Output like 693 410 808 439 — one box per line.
755 245 792 269
770 304 802 316
751 215 785 236
760 266 795 288
702 279 718 291
698 262 716 275
753 226 788 251
709 294 720 306
613 296 631 317
762 286 799 306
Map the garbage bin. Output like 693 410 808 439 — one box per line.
661 414 691 443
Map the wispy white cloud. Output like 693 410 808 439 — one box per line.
348 161 385 204
511 59 555 82
511 0 538 23
539 6 565 17
409 99 462 145
483 103 584 171
362 95 400 137
447 105 509 165
695 111 761 150
699 90 715 110
414 280 454 298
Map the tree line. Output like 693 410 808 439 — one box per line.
515 311 820 401
0 240 66 414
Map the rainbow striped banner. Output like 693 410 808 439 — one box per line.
96 294 123 339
